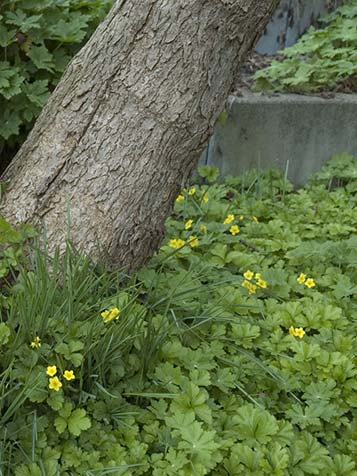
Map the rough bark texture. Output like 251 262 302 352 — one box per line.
1 0 279 271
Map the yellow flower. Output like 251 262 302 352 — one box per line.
241 280 256 294
30 336 41 349
46 366 57 377
200 224 207 233
239 215 244 221
169 238 185 249
109 308 120 319
223 214 235 225
185 219 193 230
202 194 209 203
101 310 110 320
289 326 306 338
257 279 267 289
255 273 261 280
305 278 316 289
243 270 254 280
295 327 306 338
229 225 240 235
188 187 196 196
297 273 306 284
48 376 62 392
63 370 75 381
101 307 120 323
189 235 199 247
176 194 184 203
248 283 257 294
253 216 259 223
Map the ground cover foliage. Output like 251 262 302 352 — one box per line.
253 1 357 93
0 155 357 475
0 0 113 166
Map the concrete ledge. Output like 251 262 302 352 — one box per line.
203 93 357 185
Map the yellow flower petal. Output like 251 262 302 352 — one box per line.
185 219 193 230
48 376 62 391
305 278 316 289
297 273 306 284
63 370 75 381
46 365 57 377
243 270 254 280
223 214 235 225
229 225 240 235
169 238 185 249
101 307 120 323
189 235 199 247
30 336 41 348
248 283 257 294
108 307 120 319
294 327 306 338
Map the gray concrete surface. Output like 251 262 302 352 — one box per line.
202 93 357 185
256 0 342 55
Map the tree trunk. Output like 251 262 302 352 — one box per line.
1 0 279 271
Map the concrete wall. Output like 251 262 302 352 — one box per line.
203 93 357 186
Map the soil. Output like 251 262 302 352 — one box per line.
233 50 357 97
232 51 281 95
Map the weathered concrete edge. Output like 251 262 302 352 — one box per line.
227 92 357 105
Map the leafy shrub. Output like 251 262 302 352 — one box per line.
308 152 357 191
0 0 113 163
253 1 357 93
0 215 36 306
0 155 356 474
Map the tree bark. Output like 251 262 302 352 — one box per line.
1 0 279 271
